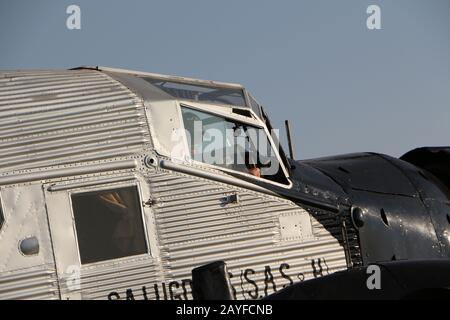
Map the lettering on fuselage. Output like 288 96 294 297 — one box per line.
107 259 330 300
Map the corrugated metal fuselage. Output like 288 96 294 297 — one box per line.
0 68 356 300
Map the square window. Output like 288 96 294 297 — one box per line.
71 186 148 264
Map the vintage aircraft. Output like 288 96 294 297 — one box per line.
0 66 449 300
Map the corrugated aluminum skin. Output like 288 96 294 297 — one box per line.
145 169 349 300
70 168 351 300
0 265 59 300
0 69 151 300
0 69 151 174
79 256 163 300
0 69 359 300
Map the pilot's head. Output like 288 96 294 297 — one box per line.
245 150 261 177
246 162 261 177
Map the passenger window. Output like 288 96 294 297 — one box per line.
181 106 289 185
71 186 148 264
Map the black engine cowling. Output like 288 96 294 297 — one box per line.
301 149 450 264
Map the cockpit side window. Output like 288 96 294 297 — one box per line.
71 186 148 264
181 106 289 185
248 93 263 119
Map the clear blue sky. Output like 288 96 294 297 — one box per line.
1 0 449 159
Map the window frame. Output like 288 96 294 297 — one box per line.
178 103 292 188
0 193 4 234
68 182 151 266
143 77 248 108
245 91 263 119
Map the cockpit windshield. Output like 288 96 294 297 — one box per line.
181 106 289 185
143 77 247 107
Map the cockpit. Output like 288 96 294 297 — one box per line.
103 67 292 187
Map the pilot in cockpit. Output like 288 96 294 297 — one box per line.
245 150 261 178
246 162 261 178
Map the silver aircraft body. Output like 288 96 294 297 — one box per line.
0 66 366 299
